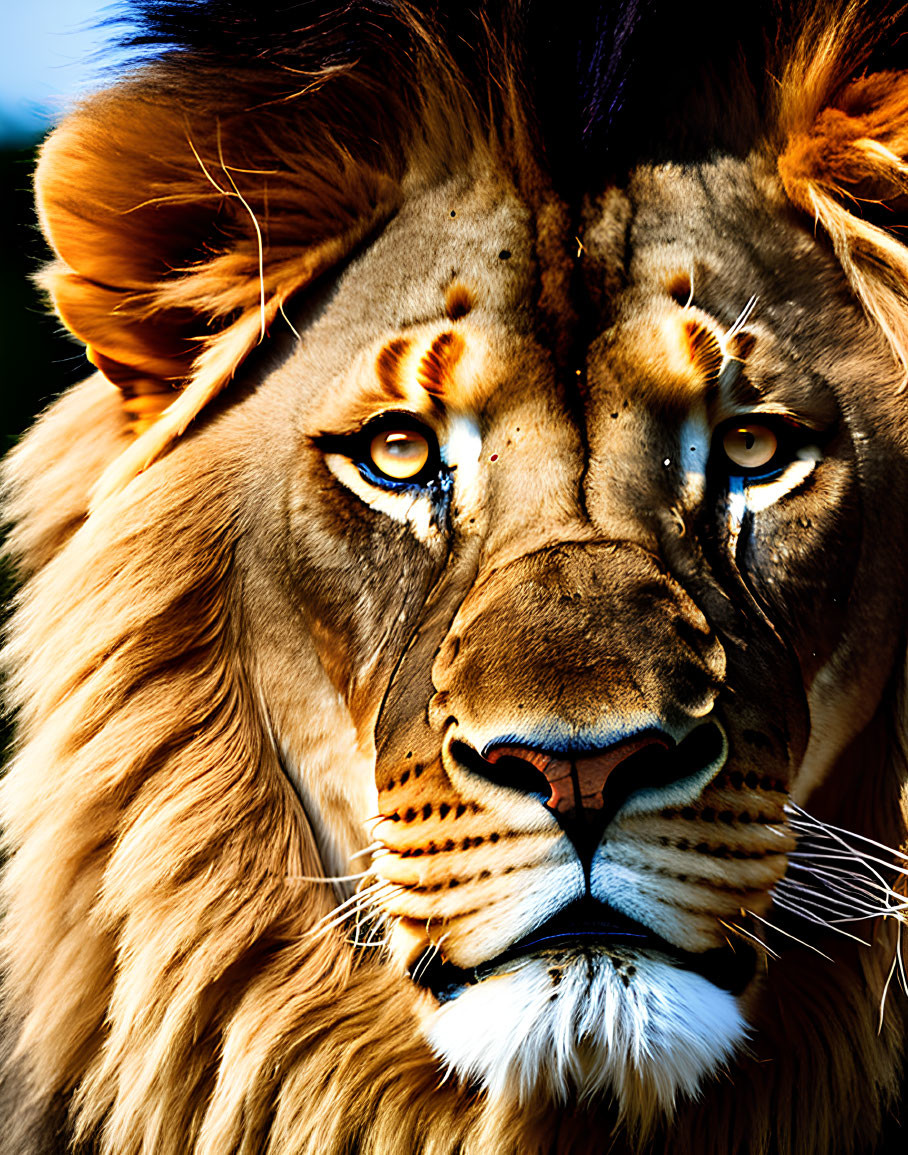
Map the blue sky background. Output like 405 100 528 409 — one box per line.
0 2 130 144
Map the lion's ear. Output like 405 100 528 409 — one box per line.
778 68 908 380
36 68 403 504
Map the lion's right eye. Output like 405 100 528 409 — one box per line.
369 428 431 480
345 413 442 491
713 414 812 482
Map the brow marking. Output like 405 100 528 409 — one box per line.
376 337 411 399
417 330 466 399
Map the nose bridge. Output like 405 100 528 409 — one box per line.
433 539 725 746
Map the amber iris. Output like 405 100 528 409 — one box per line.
722 423 778 470
370 428 431 480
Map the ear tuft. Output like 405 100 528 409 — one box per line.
34 54 432 507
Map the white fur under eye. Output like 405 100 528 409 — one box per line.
323 452 438 539
744 448 819 511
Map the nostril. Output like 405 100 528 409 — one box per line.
675 719 725 777
452 721 727 867
451 740 553 801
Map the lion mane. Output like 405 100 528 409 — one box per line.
2 2 908 1153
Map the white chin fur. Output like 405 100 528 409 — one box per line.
424 950 747 1121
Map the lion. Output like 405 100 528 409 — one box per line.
2 0 908 1151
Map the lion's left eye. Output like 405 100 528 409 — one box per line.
714 416 804 480
722 423 778 471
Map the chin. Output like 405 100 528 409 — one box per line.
424 949 749 1122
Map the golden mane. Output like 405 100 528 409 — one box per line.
777 2 908 383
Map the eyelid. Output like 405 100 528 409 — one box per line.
313 410 438 453
714 411 827 442
715 402 829 436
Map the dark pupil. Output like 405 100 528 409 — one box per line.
743 431 756 450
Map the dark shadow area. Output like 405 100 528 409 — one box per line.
0 140 88 766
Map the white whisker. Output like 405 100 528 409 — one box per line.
307 887 405 944
717 918 779 959
306 879 397 940
775 881 878 921
879 948 899 1032
788 846 908 881
786 803 908 864
778 874 899 917
770 894 871 946
351 842 384 860
216 125 267 342
727 293 757 337
286 870 371 884
279 300 302 340
746 909 833 962
896 922 908 996
411 940 442 985
788 859 897 894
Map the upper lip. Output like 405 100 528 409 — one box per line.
409 897 757 1001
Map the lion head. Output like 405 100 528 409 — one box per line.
2 3 908 1153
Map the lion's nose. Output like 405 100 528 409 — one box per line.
457 722 725 866
484 733 673 817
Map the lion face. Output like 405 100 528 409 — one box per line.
227 154 906 1115
6 6 908 1153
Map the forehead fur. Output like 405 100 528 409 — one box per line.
30 0 908 514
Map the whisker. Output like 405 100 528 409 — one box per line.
785 845 891 896
896 922 908 996
349 935 391 948
411 932 451 985
775 882 876 922
279 300 302 341
746 909 833 962
216 125 267 342
788 859 898 895
717 918 779 960
684 265 695 309
410 940 442 985
777 877 897 920
879 948 900 1032
351 843 384 859
786 803 908 864
285 871 371 884
788 847 908 881
770 894 871 946
306 886 405 944
785 803 905 868
306 879 396 939
727 293 758 337
784 872 898 912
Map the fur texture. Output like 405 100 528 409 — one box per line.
3 3 908 1153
